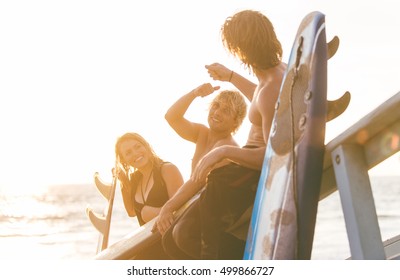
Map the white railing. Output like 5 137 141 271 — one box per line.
320 91 400 259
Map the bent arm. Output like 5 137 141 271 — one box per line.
191 145 266 183
165 83 218 143
218 145 266 170
165 89 199 142
205 63 256 101
230 72 257 101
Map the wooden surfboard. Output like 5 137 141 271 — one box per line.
244 11 329 259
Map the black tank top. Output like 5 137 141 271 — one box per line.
130 162 169 226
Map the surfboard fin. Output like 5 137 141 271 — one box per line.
327 36 340 60
94 172 112 200
326 91 351 122
87 165 118 253
326 36 350 121
86 206 107 234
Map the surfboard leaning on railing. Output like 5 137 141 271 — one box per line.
244 11 339 259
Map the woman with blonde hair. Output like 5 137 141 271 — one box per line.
115 132 184 258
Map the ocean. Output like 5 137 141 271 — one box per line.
0 176 399 260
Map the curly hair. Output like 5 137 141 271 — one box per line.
210 90 247 134
221 10 282 73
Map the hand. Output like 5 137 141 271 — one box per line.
115 166 129 187
152 205 175 235
205 63 232 82
191 146 225 183
192 83 220 98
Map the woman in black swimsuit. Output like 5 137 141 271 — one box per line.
115 132 184 259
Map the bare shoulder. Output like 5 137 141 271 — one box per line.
257 64 286 105
160 162 184 192
256 84 279 113
161 162 180 173
160 162 183 181
196 123 210 138
160 162 184 195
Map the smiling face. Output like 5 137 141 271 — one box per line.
208 90 247 135
115 133 158 171
208 101 237 134
118 138 151 169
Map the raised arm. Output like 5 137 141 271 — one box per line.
205 63 256 101
165 83 219 143
191 81 280 183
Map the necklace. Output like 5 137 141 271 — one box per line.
140 169 153 204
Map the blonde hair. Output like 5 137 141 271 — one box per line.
221 10 282 74
115 132 162 173
210 90 247 134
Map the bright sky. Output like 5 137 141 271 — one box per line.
1 0 399 192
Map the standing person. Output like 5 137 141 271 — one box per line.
154 83 247 259
115 132 184 259
188 9 286 259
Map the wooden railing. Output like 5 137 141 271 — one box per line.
319 91 400 259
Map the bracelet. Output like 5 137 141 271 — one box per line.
229 70 234 82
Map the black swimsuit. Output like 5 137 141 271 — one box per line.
131 162 169 226
128 162 172 259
